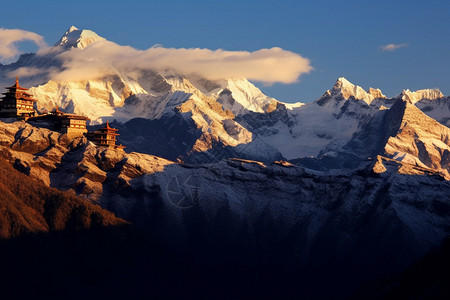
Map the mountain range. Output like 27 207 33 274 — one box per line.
1 26 449 171
0 26 449 299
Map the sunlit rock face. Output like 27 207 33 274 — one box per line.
54 25 105 49
399 88 444 104
368 87 386 99
2 26 449 165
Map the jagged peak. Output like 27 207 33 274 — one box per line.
387 97 445 128
333 76 352 88
55 26 105 49
331 77 356 95
398 88 444 104
317 77 377 106
67 25 79 33
367 87 386 99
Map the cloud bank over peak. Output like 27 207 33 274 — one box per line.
0 28 48 63
51 40 312 84
1 27 312 85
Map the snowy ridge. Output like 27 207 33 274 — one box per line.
383 99 450 178
325 97 450 177
415 97 450 127
399 88 444 104
0 26 449 165
29 76 146 124
55 25 105 49
316 77 384 107
239 77 384 159
216 78 279 116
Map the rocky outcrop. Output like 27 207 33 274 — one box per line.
383 99 450 178
0 120 173 201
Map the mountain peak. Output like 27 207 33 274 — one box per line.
55 26 105 49
331 77 374 102
67 25 79 33
334 76 352 86
367 87 386 99
381 97 450 178
399 88 444 104
317 77 378 106
332 77 356 94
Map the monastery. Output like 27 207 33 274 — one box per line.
0 77 125 150
86 121 125 150
0 77 37 118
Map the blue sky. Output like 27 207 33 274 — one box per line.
2 0 450 102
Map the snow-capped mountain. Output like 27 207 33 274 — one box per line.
316 76 385 107
321 97 450 178
399 88 444 104
236 78 386 160
1 25 449 300
415 96 450 127
54 25 105 49
215 78 279 115
1 26 449 168
1 27 279 162
383 99 450 176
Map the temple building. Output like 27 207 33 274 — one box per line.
0 77 37 119
86 121 125 150
29 106 90 139
51 107 90 139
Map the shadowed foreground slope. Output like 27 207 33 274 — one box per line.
0 157 291 300
351 237 450 299
0 159 158 299
0 158 124 238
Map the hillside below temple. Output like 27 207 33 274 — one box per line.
87 121 125 150
0 77 37 119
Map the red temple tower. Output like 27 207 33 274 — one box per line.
87 120 125 150
0 77 37 119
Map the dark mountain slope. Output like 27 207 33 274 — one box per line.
352 237 450 299
0 158 123 238
0 159 156 299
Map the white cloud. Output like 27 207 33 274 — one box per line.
1 28 313 84
0 28 47 62
51 40 312 85
380 43 408 52
7 67 52 78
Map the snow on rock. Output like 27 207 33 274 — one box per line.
113 75 282 162
102 151 450 298
237 78 381 159
0 119 174 200
264 102 369 158
368 87 386 99
55 25 106 49
316 77 382 107
216 78 279 116
30 76 145 124
329 97 450 176
1 26 449 165
382 99 450 178
284 102 305 110
415 97 450 127
399 88 444 104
